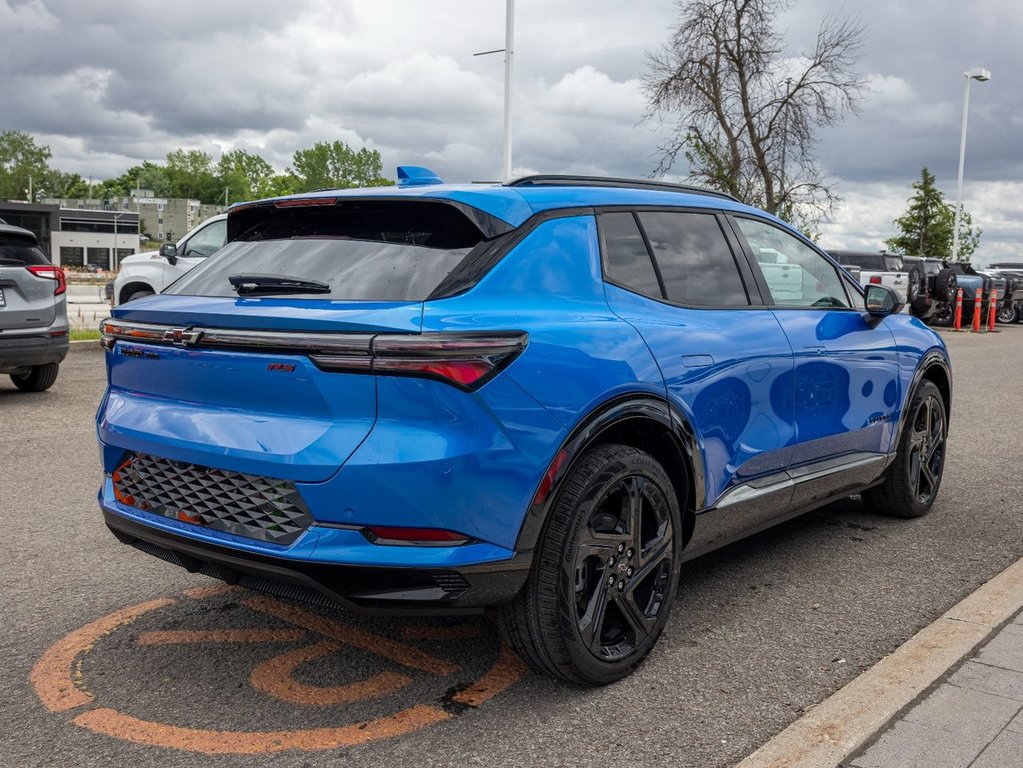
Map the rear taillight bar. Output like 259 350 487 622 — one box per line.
26 265 67 295
100 319 526 391
310 332 527 391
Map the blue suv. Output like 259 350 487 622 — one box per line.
98 171 951 684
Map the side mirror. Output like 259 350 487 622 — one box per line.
159 243 178 265
865 284 903 317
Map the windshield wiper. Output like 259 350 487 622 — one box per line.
228 274 331 295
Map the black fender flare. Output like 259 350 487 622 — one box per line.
894 351 953 449
513 394 706 554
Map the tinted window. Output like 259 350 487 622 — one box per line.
637 211 748 307
834 252 883 270
883 255 904 271
736 218 852 308
0 235 48 267
167 202 485 302
181 219 227 258
601 212 662 298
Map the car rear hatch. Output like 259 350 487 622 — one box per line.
99 197 513 484
0 232 58 331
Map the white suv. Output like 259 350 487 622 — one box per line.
112 214 227 305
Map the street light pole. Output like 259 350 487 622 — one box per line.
473 0 515 181
952 67 990 261
502 0 515 182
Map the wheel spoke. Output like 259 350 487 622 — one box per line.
575 532 621 562
909 449 922 499
615 589 654 646
920 461 937 495
578 575 612 654
620 477 646 554
630 531 673 587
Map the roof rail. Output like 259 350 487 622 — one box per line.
505 174 739 202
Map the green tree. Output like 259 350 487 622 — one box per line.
38 169 90 199
265 172 300 198
290 141 392 192
645 0 866 229
117 161 172 197
216 149 277 203
0 130 52 201
886 167 980 261
165 149 220 202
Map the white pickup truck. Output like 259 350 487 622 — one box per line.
111 214 227 306
828 250 910 303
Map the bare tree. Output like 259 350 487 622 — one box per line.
645 0 866 229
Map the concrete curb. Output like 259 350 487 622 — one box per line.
736 555 1023 768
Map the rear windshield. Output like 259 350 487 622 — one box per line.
166 201 488 302
836 253 895 271
0 235 48 267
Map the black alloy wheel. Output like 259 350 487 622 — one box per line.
930 303 954 327
863 380 947 518
904 392 946 506
499 443 683 684
573 475 675 663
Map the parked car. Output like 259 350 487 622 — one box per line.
901 256 958 325
944 262 997 327
0 222 69 391
111 214 227 305
979 268 1023 324
97 171 952 684
828 250 910 304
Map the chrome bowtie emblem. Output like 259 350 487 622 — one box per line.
164 328 203 347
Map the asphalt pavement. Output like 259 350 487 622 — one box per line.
2 327 1022 768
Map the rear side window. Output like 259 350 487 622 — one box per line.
637 211 749 307
0 235 48 267
601 212 662 298
166 201 488 302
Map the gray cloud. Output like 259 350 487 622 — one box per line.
1 0 1021 255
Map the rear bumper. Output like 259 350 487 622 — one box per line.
0 332 69 373
102 506 530 616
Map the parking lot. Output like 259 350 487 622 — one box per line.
2 327 1022 768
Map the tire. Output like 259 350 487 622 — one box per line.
10 362 60 392
498 443 683 685
997 303 1019 324
929 303 954 327
934 269 957 302
905 266 923 305
862 381 947 518
124 289 154 303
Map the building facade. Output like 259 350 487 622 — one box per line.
54 192 225 244
0 201 140 270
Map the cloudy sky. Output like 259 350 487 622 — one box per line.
2 0 1021 261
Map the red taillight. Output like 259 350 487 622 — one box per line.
364 526 471 546
27 265 67 295
311 332 527 391
274 197 338 208
375 359 495 387
869 276 882 285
